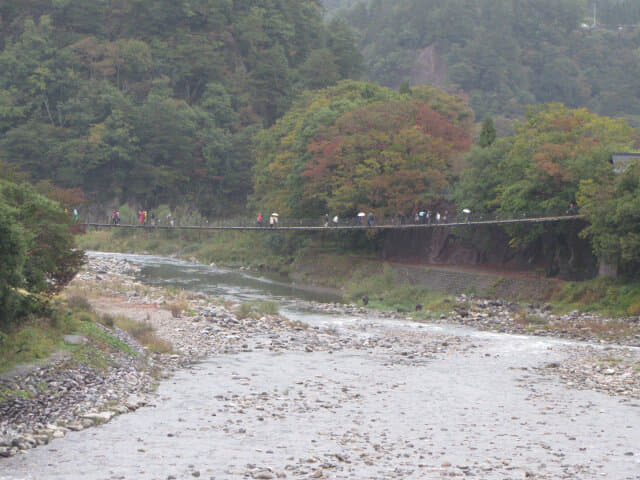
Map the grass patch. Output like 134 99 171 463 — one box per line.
552 277 640 317
344 263 457 316
76 320 140 358
514 312 550 327
113 315 172 354
602 356 623 363
168 300 188 318
0 304 81 373
234 300 279 320
0 293 155 373
0 386 34 402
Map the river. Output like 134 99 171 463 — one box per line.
2 253 639 479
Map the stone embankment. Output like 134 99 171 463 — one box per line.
1 253 639 466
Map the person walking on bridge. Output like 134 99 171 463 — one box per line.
257 212 262 226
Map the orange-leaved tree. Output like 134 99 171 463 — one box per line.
302 99 472 216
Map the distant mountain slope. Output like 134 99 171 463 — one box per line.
341 0 640 123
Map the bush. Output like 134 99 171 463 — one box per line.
65 295 93 313
101 314 115 328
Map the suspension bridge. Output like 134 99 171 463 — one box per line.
84 214 585 232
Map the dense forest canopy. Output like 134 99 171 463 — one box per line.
339 0 640 123
0 0 362 215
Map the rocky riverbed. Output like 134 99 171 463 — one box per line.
1 253 640 479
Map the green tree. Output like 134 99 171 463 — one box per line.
0 198 26 325
0 180 84 295
478 115 496 147
578 163 640 277
458 103 633 250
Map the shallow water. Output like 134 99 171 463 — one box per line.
2 253 639 479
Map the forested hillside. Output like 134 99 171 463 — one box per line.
0 0 361 215
340 0 640 123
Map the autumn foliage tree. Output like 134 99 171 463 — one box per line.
302 99 472 216
251 81 473 217
456 103 633 250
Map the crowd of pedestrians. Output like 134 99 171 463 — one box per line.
76 202 579 228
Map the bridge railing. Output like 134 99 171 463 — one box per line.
204 209 578 227
84 208 582 229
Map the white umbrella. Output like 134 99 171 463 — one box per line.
357 212 366 217
462 208 471 214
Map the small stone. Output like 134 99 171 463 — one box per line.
254 471 275 479
81 411 114 423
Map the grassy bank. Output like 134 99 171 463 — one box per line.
0 293 170 375
551 277 640 316
78 227 310 273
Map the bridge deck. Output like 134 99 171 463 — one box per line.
85 215 585 231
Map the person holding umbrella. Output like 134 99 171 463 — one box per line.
357 212 365 225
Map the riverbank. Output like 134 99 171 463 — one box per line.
78 227 640 318
68 253 640 401
2 252 640 479
0 255 640 470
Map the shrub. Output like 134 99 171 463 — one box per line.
101 314 115 328
66 295 92 313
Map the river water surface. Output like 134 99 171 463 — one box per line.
2 253 639 479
